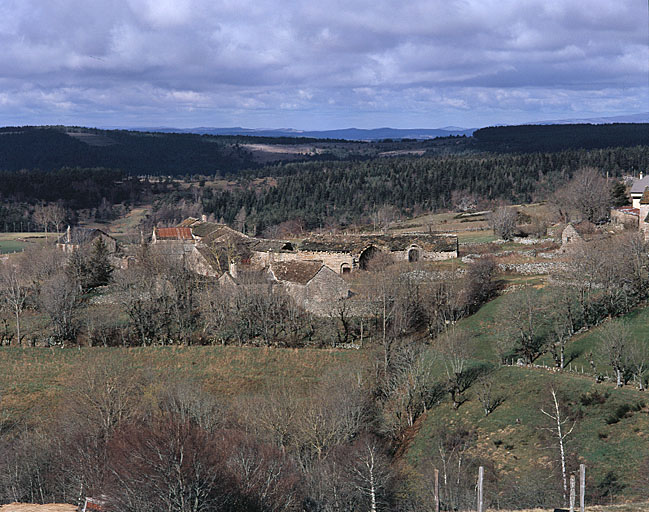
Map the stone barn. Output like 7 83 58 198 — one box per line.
270 233 459 274
57 226 119 254
268 260 351 316
161 219 459 277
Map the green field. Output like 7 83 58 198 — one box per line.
0 232 54 254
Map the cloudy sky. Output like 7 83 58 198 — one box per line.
0 0 647 129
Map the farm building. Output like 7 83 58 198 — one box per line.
268 260 351 315
151 220 459 278
57 227 118 254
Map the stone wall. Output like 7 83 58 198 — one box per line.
259 250 354 274
640 205 649 240
392 249 458 262
252 241 457 276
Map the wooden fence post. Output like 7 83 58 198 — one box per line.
434 468 439 512
570 473 576 512
477 466 484 512
580 464 586 512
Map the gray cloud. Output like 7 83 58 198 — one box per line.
0 0 646 128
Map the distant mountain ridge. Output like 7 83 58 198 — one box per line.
123 112 648 141
529 112 649 125
128 126 476 140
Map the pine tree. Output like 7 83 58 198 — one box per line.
88 237 113 288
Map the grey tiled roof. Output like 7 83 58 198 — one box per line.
630 176 649 194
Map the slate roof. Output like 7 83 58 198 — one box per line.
178 217 200 227
196 245 229 273
297 233 458 254
250 239 295 252
191 222 239 239
630 176 649 194
270 260 324 285
155 227 193 240
57 228 115 245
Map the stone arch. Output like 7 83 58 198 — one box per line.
340 262 351 274
359 245 380 270
408 246 420 263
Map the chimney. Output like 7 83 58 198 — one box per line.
229 259 238 278
66 225 71 243
201 214 207 222
641 171 644 180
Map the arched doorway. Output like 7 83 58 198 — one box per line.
359 245 380 270
341 263 351 274
408 247 420 263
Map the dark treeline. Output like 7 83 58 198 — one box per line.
0 126 257 174
1 124 648 177
202 146 649 232
474 123 649 153
0 168 145 208
0 167 156 232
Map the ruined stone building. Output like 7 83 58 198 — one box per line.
150 219 458 315
153 219 458 275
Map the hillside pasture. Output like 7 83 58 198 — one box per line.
0 345 368 427
0 232 53 254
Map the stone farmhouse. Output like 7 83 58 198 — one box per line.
612 175 649 238
630 173 649 208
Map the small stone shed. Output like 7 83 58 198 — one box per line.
268 260 351 315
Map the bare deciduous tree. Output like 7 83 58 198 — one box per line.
540 387 575 507
490 206 518 240
597 320 633 387
438 327 473 409
0 260 30 345
550 167 612 223
347 437 392 512
38 271 82 344
497 287 548 364
475 372 505 416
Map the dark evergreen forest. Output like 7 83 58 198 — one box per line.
0 126 257 174
201 146 649 231
1 124 648 234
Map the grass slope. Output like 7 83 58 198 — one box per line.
406 286 649 502
0 345 366 426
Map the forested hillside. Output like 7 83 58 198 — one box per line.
0 124 647 177
474 123 649 152
202 146 649 231
0 127 257 174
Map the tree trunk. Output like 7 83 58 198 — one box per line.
14 309 20 346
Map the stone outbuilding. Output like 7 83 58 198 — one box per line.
57 226 119 254
559 224 583 253
268 260 351 316
156 220 459 278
